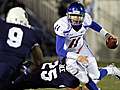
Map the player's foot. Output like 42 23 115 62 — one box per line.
107 63 120 80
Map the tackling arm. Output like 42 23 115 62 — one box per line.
29 46 43 74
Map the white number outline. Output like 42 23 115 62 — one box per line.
41 68 57 81
40 62 58 81
7 27 23 48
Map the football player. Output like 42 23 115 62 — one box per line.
0 7 43 89
9 60 119 90
9 60 82 90
54 2 120 90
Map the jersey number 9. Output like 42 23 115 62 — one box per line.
7 27 23 48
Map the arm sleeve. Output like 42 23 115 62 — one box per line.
56 35 68 57
90 21 108 36
90 21 102 32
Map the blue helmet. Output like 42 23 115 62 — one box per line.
67 2 85 27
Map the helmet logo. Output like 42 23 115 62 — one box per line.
73 11 80 14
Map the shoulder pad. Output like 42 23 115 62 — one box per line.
54 16 71 37
31 26 43 46
83 13 92 26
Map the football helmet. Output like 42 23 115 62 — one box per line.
67 2 85 27
6 7 30 28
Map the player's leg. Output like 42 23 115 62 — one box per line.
82 40 120 83
9 74 30 90
80 42 107 84
86 57 101 84
87 60 120 84
59 65 94 90
86 57 110 84
100 63 120 80
66 59 99 90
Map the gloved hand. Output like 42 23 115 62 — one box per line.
105 33 118 42
20 61 33 75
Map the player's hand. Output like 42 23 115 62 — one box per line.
106 33 118 42
20 64 28 75
20 61 33 75
77 55 89 64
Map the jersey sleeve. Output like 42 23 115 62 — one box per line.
56 35 68 57
36 28 43 46
54 17 70 37
32 26 43 46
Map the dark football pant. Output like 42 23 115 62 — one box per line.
0 62 16 90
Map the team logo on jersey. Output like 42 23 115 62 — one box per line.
59 64 66 73
80 30 84 33
69 34 73 36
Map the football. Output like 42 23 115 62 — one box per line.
106 37 119 49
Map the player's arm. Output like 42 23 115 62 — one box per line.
90 21 118 41
20 45 43 75
28 45 43 74
25 27 44 74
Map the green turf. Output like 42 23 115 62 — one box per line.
97 75 120 90
97 61 120 67
25 75 120 90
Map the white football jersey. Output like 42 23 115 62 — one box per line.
54 13 92 53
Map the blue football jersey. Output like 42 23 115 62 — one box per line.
0 18 43 70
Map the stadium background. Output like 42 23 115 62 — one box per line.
0 0 120 62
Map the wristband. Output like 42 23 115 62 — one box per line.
26 68 30 74
100 28 109 36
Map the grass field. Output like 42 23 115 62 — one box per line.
25 60 120 90
25 75 120 90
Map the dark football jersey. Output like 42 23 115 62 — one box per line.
0 18 43 70
9 61 80 90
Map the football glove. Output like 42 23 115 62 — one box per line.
20 61 33 75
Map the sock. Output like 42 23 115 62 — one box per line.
93 68 108 84
99 68 108 79
103 67 112 75
85 81 99 90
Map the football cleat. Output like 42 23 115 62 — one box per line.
107 63 120 80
